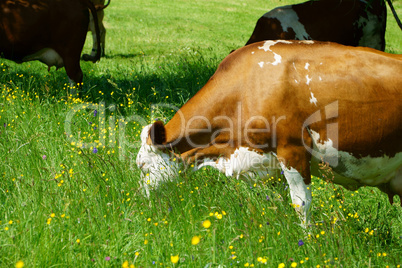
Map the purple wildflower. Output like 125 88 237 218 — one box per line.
94 109 97 117
298 239 304 246
266 196 270 201
42 155 47 160
105 256 110 261
93 147 98 154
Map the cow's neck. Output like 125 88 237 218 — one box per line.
162 77 243 157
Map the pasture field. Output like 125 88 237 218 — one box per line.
1 0 401 267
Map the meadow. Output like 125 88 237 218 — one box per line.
1 0 402 267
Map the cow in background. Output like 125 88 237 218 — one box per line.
137 41 402 226
0 0 101 86
245 0 390 51
83 0 110 61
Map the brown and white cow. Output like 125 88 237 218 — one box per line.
0 0 101 85
136 40 402 225
82 0 110 61
245 0 388 51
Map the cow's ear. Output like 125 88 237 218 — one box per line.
149 121 166 145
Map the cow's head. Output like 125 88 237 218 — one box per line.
136 123 180 196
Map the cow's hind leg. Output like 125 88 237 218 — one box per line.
99 14 106 57
83 10 105 61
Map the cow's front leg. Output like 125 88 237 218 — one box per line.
277 142 313 227
279 162 312 227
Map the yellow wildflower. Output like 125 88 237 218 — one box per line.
202 220 211 228
191 236 201 245
171 255 179 264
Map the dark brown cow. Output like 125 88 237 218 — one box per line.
0 0 101 85
82 0 110 61
245 0 388 50
136 41 402 226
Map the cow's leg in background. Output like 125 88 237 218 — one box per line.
83 10 106 61
391 168 402 206
378 167 402 206
99 11 106 57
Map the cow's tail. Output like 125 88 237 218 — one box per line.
386 0 402 31
83 0 101 62
95 0 111 11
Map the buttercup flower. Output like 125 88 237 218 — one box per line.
202 220 211 228
15 261 24 268
171 255 179 264
191 235 201 245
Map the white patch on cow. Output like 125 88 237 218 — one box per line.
258 40 279 52
304 63 310 70
272 53 282 65
22 48 64 70
295 79 299 84
319 76 322 81
306 75 312 85
198 147 280 180
258 40 292 52
279 163 312 226
258 61 264 68
299 40 314 44
258 41 290 66
136 125 180 196
309 92 317 106
252 51 255 54
264 7 311 40
309 130 402 189
355 10 384 50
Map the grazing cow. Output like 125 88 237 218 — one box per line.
82 0 110 61
136 41 402 225
245 0 388 51
0 0 101 85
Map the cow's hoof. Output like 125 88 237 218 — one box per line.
82 54 96 62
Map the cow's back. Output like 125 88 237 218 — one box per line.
210 41 401 157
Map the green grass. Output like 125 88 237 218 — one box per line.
1 0 402 267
